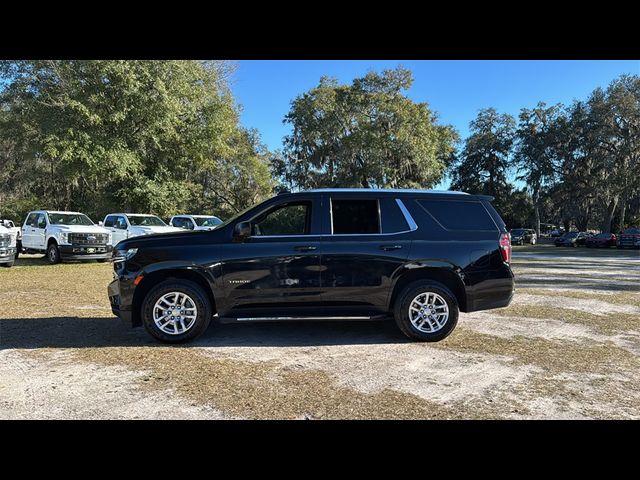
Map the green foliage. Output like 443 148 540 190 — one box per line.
279 67 458 190
0 60 273 223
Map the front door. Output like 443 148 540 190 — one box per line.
219 198 323 318
33 213 47 249
111 215 129 245
320 196 413 315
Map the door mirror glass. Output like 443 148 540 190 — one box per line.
233 221 252 242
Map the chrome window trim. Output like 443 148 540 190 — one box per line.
395 198 418 232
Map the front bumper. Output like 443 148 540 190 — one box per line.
0 247 16 263
108 276 136 325
59 244 112 260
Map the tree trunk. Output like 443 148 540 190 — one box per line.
534 205 541 238
619 201 626 232
601 197 618 233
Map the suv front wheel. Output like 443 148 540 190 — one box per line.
394 281 459 342
142 279 212 343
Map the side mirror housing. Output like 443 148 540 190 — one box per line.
98 221 104 226
233 221 252 242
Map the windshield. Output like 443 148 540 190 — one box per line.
194 216 222 227
48 213 94 226
623 228 640 234
218 202 264 229
510 229 525 235
127 215 167 227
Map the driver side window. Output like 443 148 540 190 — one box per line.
253 202 311 236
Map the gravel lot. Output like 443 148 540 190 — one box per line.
1 244 639 419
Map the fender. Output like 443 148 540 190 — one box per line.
136 260 222 297
387 259 467 311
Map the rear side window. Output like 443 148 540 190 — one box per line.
417 200 497 231
331 199 380 234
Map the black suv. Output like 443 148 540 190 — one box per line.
108 189 514 343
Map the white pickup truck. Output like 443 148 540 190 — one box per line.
102 213 181 247
169 214 223 231
0 224 17 267
21 210 112 264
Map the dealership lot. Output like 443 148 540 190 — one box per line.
1 245 639 419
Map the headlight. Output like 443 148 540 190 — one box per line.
112 248 138 263
57 232 70 244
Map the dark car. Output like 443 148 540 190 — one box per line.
554 231 591 247
617 227 640 249
585 233 617 248
510 228 537 245
108 189 515 344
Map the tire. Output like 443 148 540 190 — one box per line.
394 281 459 342
15 240 21 259
47 242 61 264
142 279 212 343
530 237 536 245
0 261 13 268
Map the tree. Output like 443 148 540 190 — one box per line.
0 60 272 222
449 108 516 219
515 102 563 236
280 67 458 190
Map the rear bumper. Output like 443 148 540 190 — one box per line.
60 244 112 260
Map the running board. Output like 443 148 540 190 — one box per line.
218 315 389 323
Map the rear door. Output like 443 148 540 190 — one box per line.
319 195 413 316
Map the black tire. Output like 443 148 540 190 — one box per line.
394 281 459 342
0 261 13 268
47 242 61 264
15 240 21 259
142 279 212 343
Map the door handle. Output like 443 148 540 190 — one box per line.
294 245 317 252
379 245 402 251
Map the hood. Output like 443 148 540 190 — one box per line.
48 224 110 234
0 225 8 234
116 227 226 250
129 225 183 235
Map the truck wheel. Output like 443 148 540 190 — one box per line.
15 240 21 259
394 281 459 342
142 279 212 344
47 243 61 264
0 261 13 268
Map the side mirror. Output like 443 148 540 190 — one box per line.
233 221 252 242
98 221 104 226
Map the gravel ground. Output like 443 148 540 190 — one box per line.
1 246 639 419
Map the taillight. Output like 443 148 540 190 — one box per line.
500 232 511 263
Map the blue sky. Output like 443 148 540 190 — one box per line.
231 60 639 188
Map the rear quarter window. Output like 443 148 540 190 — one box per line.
417 199 497 231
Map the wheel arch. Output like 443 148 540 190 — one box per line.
388 264 467 313
131 268 217 327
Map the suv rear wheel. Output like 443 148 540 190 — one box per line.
142 279 212 343
394 281 459 342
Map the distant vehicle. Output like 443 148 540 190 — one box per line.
554 231 591 247
550 228 565 237
510 228 537 245
21 210 112 264
1 219 21 258
585 233 617 248
617 227 640 249
0 224 17 267
169 215 223 231
102 213 182 246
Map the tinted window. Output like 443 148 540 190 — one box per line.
36 213 47 229
331 199 380 234
510 229 525 235
595 233 609 239
417 200 497 231
127 215 166 227
114 216 128 229
48 213 93 226
26 213 38 227
380 198 410 233
623 228 640 234
194 216 222 227
104 216 116 227
254 202 311 236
